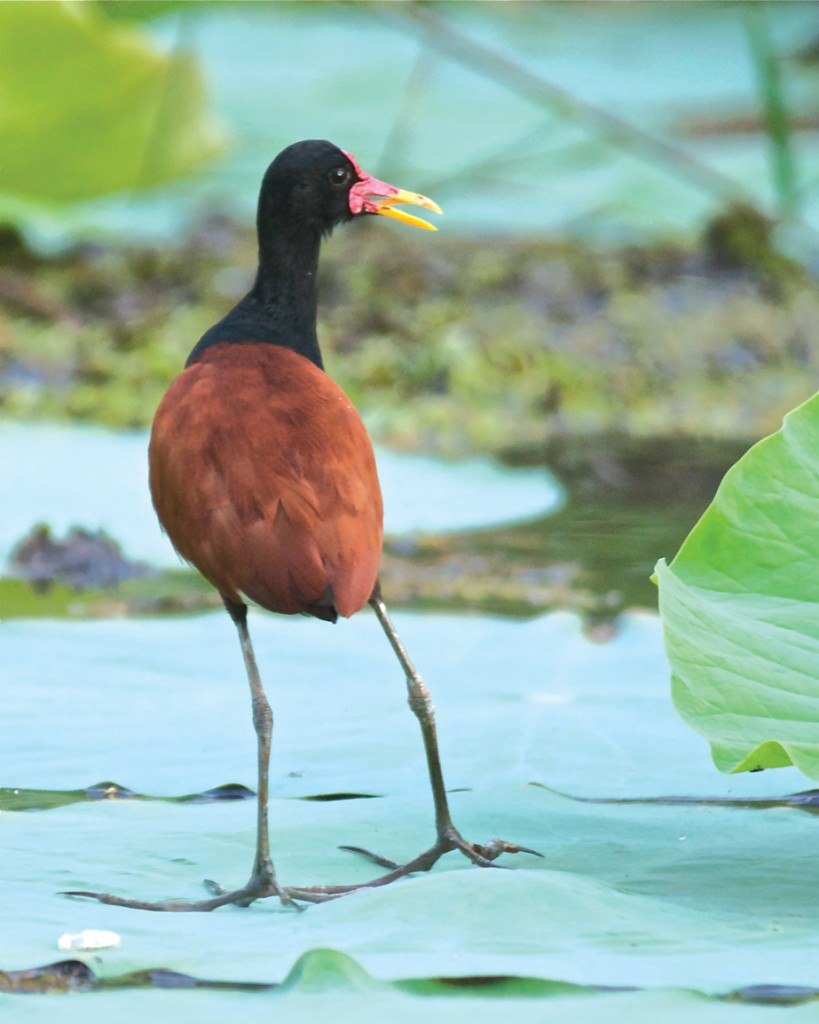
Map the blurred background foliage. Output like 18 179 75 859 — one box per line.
2 0 819 616
0 1 222 218
3 1 819 244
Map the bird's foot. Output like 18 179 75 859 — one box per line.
60 835 543 910
471 836 544 862
283 825 543 903
62 859 296 912
344 824 542 871
205 857 303 909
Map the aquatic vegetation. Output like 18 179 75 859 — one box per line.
1 225 816 458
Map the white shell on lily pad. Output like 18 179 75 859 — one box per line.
57 929 121 951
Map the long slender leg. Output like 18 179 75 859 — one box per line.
67 592 540 910
221 598 280 894
64 600 287 912
368 585 527 864
369 588 461 845
283 587 542 903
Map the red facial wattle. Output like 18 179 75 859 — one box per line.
343 150 442 231
344 151 398 215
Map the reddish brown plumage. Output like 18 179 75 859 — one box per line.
149 343 383 619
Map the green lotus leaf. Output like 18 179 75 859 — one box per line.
656 390 819 776
0 1 222 213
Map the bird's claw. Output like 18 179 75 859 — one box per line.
204 876 304 910
341 828 542 873
337 844 401 869
61 867 299 912
471 838 544 862
60 834 541 912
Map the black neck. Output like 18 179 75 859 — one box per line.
187 216 324 369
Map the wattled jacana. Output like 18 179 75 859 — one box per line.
71 140 538 911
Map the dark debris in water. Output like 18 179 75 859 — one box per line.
108 968 273 993
396 974 599 999
298 792 381 802
723 984 819 1006
4 957 817 1006
0 959 272 995
0 960 96 994
13 776 819 819
0 781 388 813
532 782 819 814
179 782 256 803
0 780 256 812
84 780 137 800
8 524 153 590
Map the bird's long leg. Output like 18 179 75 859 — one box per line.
366 587 539 864
284 588 541 902
64 599 289 912
216 597 285 901
370 587 464 851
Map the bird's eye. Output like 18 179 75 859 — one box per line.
329 166 350 186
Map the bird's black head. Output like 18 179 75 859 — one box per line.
257 139 441 240
188 143 441 370
258 140 357 238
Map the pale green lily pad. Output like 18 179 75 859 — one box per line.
5 608 819 1024
0 2 222 218
656 391 819 777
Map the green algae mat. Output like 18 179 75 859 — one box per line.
4 609 819 1019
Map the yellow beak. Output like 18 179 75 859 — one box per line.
369 188 443 232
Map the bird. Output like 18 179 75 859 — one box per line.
70 140 538 911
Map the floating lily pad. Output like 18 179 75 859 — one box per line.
4 607 819 1024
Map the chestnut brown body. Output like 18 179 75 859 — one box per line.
149 342 383 620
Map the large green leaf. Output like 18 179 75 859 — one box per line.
0 1 222 213
656 391 819 777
